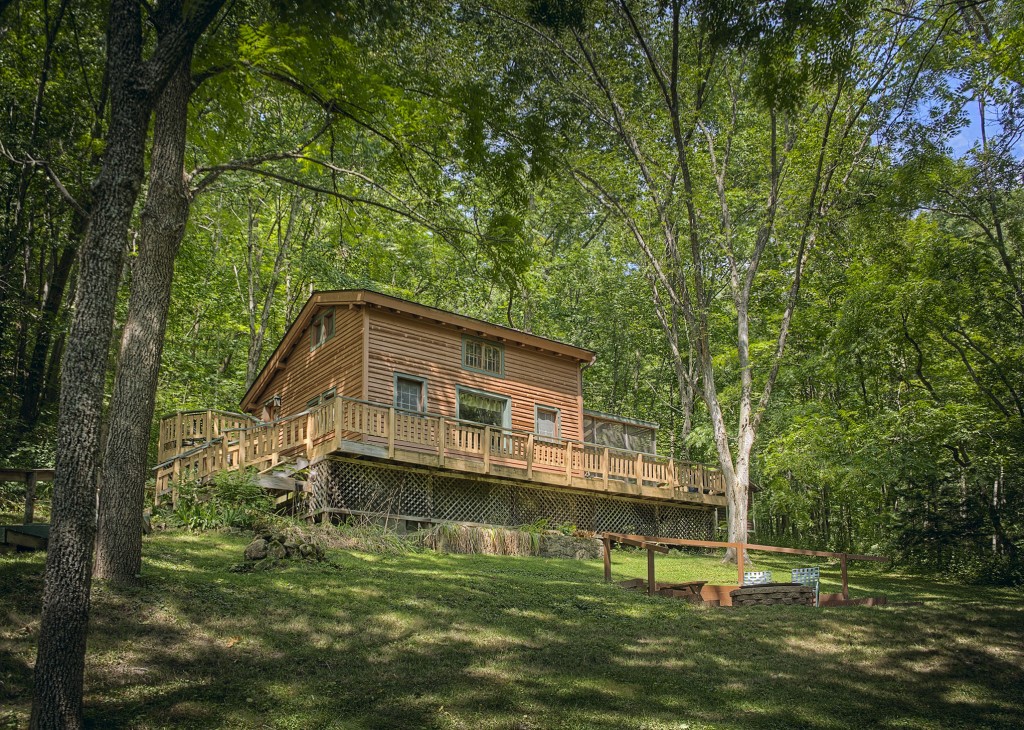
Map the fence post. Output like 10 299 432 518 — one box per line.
333 398 344 452
603 535 612 582
526 434 534 480
647 545 656 596
483 425 491 473
23 471 37 524
437 416 446 467
387 407 396 459
175 411 184 455
736 543 745 586
841 553 849 600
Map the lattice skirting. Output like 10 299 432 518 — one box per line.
309 457 713 540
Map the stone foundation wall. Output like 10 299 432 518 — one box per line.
310 457 714 540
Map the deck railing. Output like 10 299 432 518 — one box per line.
153 396 727 506
157 409 261 463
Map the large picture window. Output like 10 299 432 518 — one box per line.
394 374 427 412
457 387 510 428
462 336 503 376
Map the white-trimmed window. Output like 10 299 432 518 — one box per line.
457 387 510 428
394 374 427 412
535 405 560 440
310 308 335 350
462 336 503 376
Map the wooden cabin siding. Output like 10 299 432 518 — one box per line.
250 306 363 419
365 308 584 439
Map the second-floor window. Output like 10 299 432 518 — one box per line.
310 308 335 350
535 406 560 440
394 374 426 412
463 336 503 376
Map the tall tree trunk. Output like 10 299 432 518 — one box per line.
94 52 192 583
30 0 223 725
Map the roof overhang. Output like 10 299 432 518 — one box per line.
240 289 597 412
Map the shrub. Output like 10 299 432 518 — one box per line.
419 522 539 556
948 552 1023 587
160 469 273 532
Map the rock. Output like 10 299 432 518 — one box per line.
299 543 316 559
283 539 299 557
266 540 287 560
244 538 269 561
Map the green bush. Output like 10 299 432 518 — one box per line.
161 469 273 532
948 552 1023 587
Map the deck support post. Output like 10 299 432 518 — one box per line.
483 426 491 473
602 447 610 490
647 545 656 596
603 536 612 582
564 441 572 485
23 471 37 524
437 417 446 467
636 452 644 487
841 553 849 600
526 434 534 480
387 407 396 459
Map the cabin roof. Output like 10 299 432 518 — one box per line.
240 289 597 412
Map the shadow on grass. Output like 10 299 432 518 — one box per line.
3 533 1023 729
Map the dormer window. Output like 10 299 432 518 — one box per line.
462 336 503 376
310 308 335 350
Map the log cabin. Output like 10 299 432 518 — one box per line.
155 290 726 539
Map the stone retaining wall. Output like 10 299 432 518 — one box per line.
729 583 814 607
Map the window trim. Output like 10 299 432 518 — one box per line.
534 403 561 441
393 372 428 413
310 307 336 351
306 387 337 411
461 335 505 378
455 385 511 429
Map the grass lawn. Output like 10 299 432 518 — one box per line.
2 531 1023 729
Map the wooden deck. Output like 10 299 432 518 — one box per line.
154 398 727 508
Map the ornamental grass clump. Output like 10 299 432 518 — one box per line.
419 522 538 556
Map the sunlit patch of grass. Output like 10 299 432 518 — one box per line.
1 531 1022 729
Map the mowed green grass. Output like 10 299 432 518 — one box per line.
2 532 1022 729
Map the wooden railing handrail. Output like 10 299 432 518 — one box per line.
153 395 727 509
333 394 721 472
158 408 259 421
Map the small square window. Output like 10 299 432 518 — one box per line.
394 375 426 412
462 336 503 376
536 406 559 440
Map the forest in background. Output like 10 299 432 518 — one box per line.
1 0 1021 584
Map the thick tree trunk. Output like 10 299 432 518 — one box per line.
30 3 150 724
30 0 223 724
94 54 192 583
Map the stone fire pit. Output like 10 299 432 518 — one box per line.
729 583 814 607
